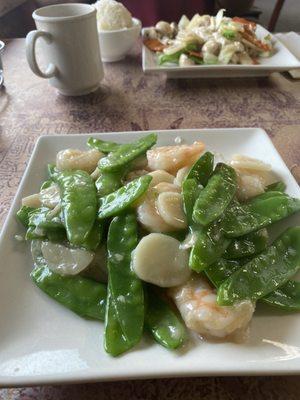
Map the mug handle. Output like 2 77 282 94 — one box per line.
26 30 58 79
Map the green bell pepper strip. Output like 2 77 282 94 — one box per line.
145 286 186 350
54 170 97 246
221 192 300 238
158 43 199 65
189 221 231 272
266 181 286 193
98 175 152 220
16 206 35 227
223 228 269 259
98 133 157 173
217 226 300 306
185 151 214 186
192 163 237 226
40 180 53 191
31 266 107 320
96 170 124 197
87 137 120 153
105 213 144 356
262 281 300 311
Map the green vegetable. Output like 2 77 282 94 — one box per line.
205 258 245 288
189 55 204 64
31 265 107 320
185 151 214 187
222 29 236 40
262 281 300 311
96 170 124 197
221 192 300 238
87 137 120 153
54 170 97 246
158 43 198 65
81 220 104 251
98 133 157 173
47 164 59 180
98 175 152 220
40 180 53 190
192 163 237 226
189 221 231 272
182 178 202 226
105 213 144 356
217 227 300 305
145 286 185 349
28 207 64 230
224 228 269 259
266 181 286 193
16 206 35 227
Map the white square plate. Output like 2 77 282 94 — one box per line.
142 25 300 78
1 128 300 387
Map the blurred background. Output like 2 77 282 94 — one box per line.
0 0 298 38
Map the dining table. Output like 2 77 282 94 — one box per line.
0 38 300 400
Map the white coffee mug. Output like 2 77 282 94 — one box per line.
26 3 104 96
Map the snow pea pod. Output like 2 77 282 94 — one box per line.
185 151 214 186
54 170 97 246
98 175 152 220
81 220 104 251
205 258 245 288
266 181 286 193
105 213 144 356
28 207 64 230
189 220 231 272
192 163 237 226
182 178 202 226
87 137 120 153
40 179 53 191
223 228 269 260
47 164 59 180
96 170 124 197
262 281 300 311
16 206 35 227
145 285 185 350
217 227 300 306
221 192 300 238
31 265 107 320
98 133 157 173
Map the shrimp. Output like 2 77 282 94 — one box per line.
169 275 255 338
136 170 178 232
56 148 103 174
147 141 205 173
22 183 60 209
230 155 274 201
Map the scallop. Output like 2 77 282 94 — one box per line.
40 184 60 209
154 182 180 194
156 192 187 229
21 193 41 208
41 242 94 276
174 166 190 187
148 170 175 187
132 233 191 287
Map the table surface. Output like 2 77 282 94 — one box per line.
0 38 300 399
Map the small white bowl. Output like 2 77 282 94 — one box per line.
98 17 141 62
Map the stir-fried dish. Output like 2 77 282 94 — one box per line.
16 134 300 356
143 9 273 66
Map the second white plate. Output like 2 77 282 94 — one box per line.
142 25 300 78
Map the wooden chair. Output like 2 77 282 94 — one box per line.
268 0 286 32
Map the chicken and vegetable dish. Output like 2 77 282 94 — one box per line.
16 133 300 356
143 9 273 66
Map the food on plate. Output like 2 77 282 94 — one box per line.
16 133 300 357
94 0 133 31
143 9 273 66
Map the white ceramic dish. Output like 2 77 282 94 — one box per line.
142 25 300 78
98 17 141 62
1 128 300 388
275 32 300 79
